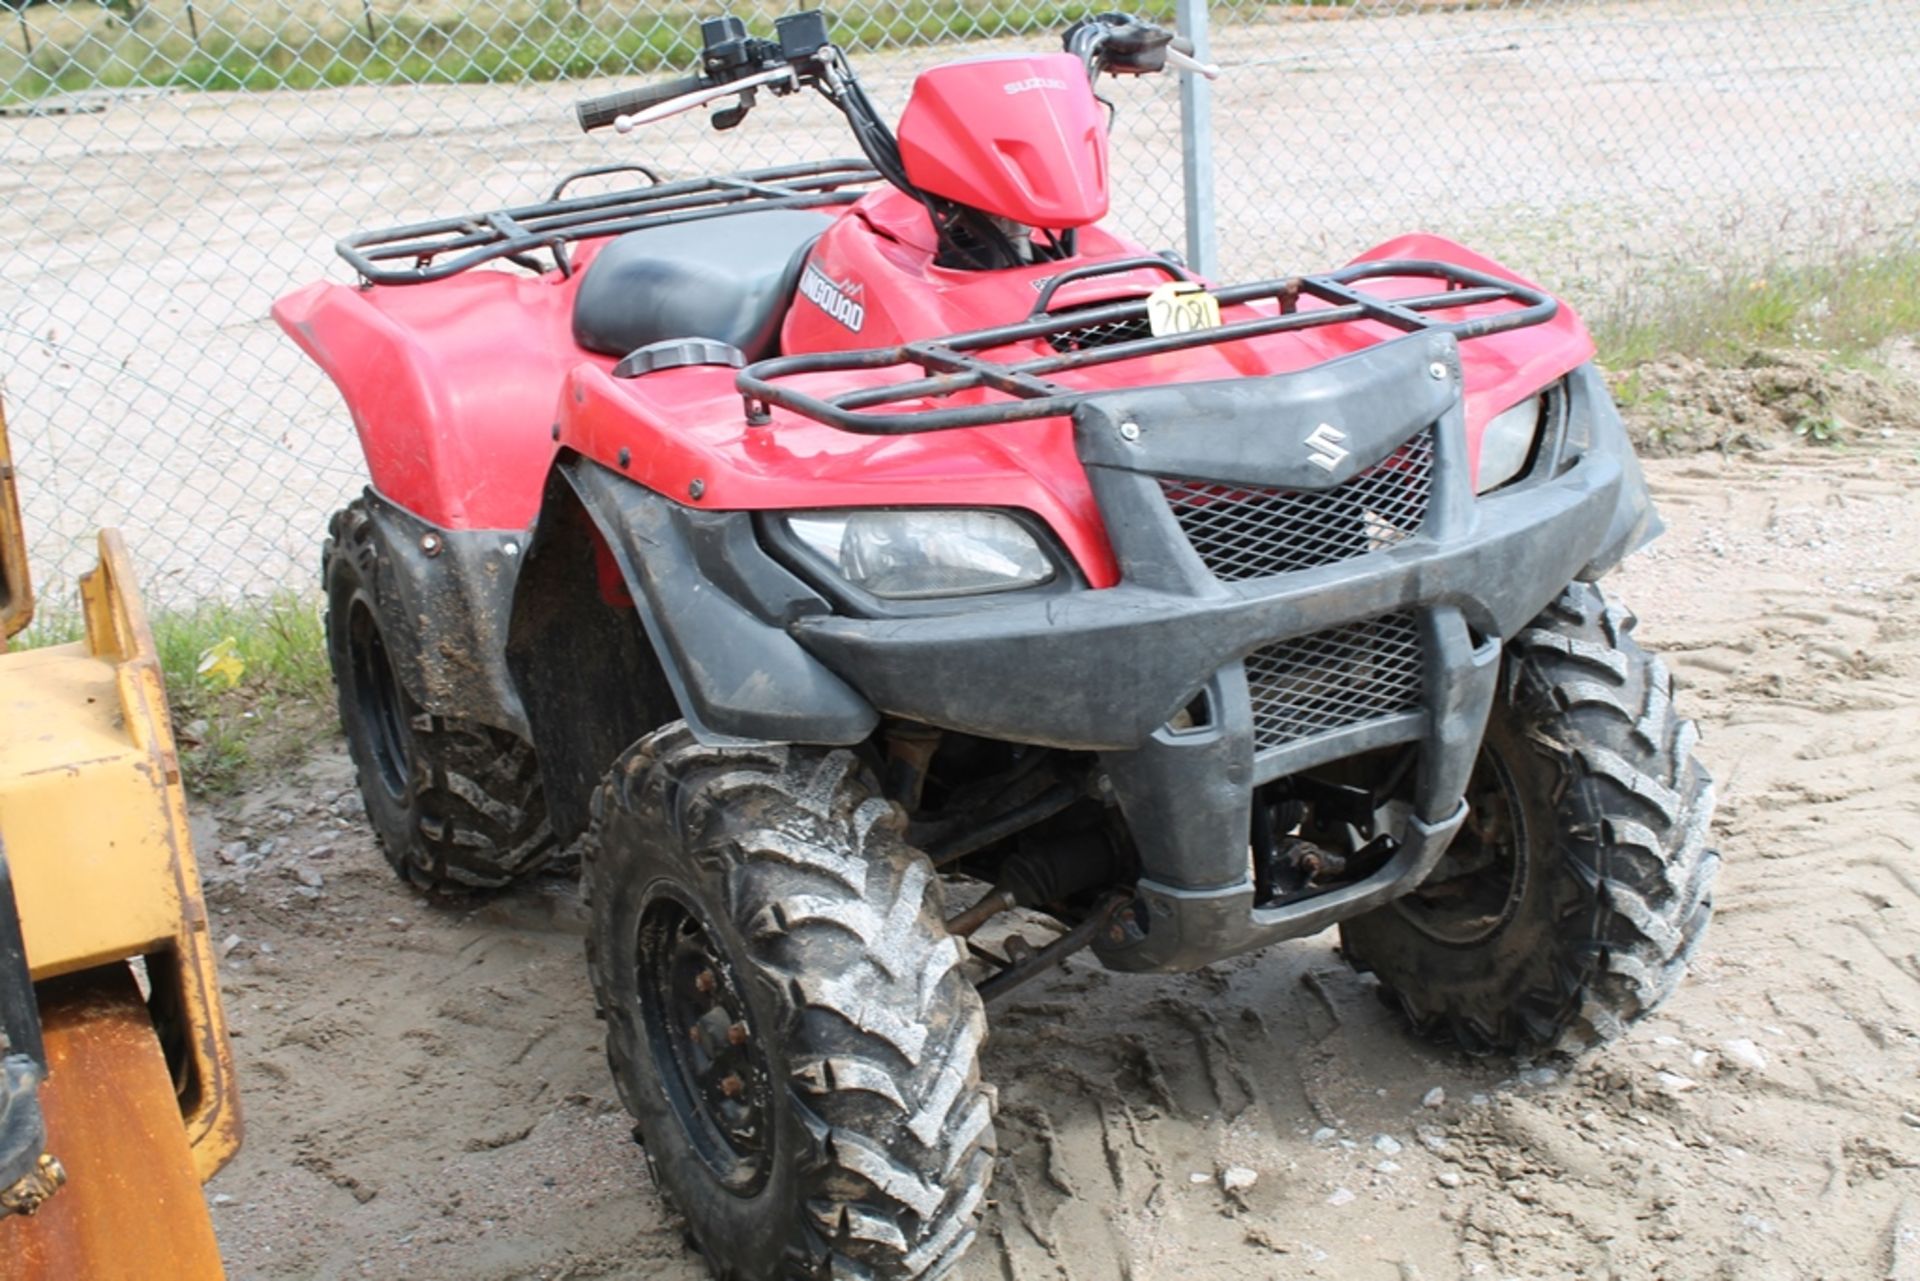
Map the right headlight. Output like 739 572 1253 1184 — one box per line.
781 508 1057 600
1474 393 1548 494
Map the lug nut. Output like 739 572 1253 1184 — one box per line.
694 970 716 995
727 1022 748 1046
719 1074 745 1098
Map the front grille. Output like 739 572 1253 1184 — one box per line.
1161 429 1436 581
1245 613 1424 750
1044 311 1153 353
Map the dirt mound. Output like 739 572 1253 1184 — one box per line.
1613 343 1920 455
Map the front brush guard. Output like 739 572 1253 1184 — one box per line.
790 344 1655 973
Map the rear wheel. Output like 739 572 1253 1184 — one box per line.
1342 582 1718 1057
324 501 553 891
584 725 995 1281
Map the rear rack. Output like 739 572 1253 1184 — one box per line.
337 158 880 285
737 259 1558 435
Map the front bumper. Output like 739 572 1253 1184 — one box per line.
789 337 1655 971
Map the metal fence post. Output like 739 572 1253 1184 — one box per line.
1175 0 1218 278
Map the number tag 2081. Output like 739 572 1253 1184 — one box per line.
1145 280 1223 337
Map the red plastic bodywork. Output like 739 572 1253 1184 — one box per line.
274 189 1594 589
894 54 1110 229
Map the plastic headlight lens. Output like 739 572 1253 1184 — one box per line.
1475 394 1546 494
785 509 1056 599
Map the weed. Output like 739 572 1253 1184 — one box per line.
1793 414 1846 447
1589 245 1920 370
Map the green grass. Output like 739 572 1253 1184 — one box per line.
17 591 333 794
1588 245 1920 371
2 0 1122 101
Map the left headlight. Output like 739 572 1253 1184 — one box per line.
1475 393 1547 494
782 509 1057 600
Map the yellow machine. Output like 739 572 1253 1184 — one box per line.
0 399 239 1277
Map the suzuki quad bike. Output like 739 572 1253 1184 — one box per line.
276 12 1717 1279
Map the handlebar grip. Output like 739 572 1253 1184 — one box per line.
575 75 707 132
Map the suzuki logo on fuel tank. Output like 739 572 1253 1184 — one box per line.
1003 76 1069 95
1304 423 1350 473
799 264 865 332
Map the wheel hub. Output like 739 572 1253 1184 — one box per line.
636 892 775 1194
1394 745 1529 946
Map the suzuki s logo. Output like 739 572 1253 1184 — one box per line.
1004 76 1068 95
1304 423 1350 473
798 264 865 332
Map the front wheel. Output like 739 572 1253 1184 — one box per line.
1342 582 1719 1057
584 726 996 1281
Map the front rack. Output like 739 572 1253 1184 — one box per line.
738 259 1558 435
337 158 880 285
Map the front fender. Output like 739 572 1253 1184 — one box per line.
1351 233 1599 471
506 456 877 842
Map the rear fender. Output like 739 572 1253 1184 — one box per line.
505 455 876 844
272 271 599 531
347 491 529 738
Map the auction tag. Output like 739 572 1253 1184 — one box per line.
1146 281 1222 337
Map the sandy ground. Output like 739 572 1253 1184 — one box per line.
2 1 1917 603
191 413 1920 1280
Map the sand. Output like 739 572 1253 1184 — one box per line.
192 415 1920 1279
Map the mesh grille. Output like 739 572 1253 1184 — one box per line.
1044 312 1153 353
1245 614 1424 750
1161 430 1436 581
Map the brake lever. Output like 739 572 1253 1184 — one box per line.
614 65 797 133
1166 45 1221 81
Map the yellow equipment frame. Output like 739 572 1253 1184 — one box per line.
0 398 239 1275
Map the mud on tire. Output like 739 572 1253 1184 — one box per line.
1342 582 1719 1057
324 500 553 891
583 725 995 1281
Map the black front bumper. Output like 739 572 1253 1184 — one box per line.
789 334 1659 972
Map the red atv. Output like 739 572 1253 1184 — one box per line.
277 12 1717 1279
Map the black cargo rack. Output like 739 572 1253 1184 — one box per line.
336 158 879 285
737 258 1557 435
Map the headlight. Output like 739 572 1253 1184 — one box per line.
1475 394 1546 494
783 509 1056 600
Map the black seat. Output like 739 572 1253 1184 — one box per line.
571 209 834 362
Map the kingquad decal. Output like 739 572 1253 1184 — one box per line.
799 263 866 332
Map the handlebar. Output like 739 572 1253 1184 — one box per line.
612 65 798 133
576 75 708 132
575 12 1217 140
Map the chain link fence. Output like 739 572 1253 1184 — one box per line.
3 0 1915 609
